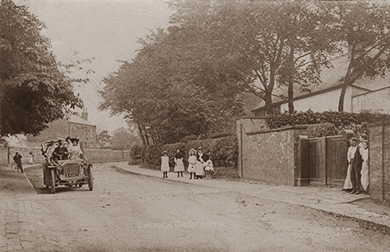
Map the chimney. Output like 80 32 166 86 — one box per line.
82 108 88 121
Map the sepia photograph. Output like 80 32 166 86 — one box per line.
1 0 390 251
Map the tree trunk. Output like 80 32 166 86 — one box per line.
137 124 147 146
288 40 295 113
264 93 273 115
338 81 347 112
143 125 150 146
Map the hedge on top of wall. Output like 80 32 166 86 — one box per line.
306 123 339 138
265 110 390 134
139 135 238 169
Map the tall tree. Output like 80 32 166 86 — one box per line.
333 1 390 111
169 0 339 115
0 0 82 136
100 29 243 145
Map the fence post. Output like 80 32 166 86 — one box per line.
296 135 309 186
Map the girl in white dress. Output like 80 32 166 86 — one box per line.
187 149 197 179
161 151 169 178
174 148 184 177
359 140 369 193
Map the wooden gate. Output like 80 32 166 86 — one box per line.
308 136 348 186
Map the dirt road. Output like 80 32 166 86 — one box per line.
6 163 389 251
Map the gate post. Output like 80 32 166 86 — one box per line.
296 135 309 186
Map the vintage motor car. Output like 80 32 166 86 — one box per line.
41 139 93 194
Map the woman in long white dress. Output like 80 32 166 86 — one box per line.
359 141 369 193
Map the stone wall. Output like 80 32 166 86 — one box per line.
83 149 130 163
368 122 390 204
237 118 308 186
0 146 130 165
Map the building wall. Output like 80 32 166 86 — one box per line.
352 87 390 114
368 122 390 204
68 122 97 149
280 87 352 113
27 119 97 149
237 119 307 186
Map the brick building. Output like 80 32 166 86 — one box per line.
27 108 97 149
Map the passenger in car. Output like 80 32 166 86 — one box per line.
68 138 84 160
52 138 69 161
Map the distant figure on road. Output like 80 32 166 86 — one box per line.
174 148 184 178
28 152 34 164
161 151 169 178
13 152 23 173
187 149 197 179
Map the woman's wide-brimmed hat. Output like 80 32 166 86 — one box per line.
162 151 168 154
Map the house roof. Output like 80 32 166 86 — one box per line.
68 115 96 126
251 54 390 112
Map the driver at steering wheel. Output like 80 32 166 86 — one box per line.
52 138 69 161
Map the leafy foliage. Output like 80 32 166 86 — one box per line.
100 28 243 145
306 123 339 138
109 127 141 150
330 1 390 111
0 0 83 136
265 110 390 134
169 0 341 114
140 135 238 169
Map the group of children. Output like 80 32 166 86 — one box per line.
161 147 214 179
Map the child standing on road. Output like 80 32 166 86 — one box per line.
187 149 197 179
161 151 169 178
174 148 184 177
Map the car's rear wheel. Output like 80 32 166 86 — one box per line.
50 169 56 194
88 166 93 191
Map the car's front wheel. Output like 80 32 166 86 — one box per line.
50 169 56 194
88 166 93 191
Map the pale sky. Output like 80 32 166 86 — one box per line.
15 0 174 133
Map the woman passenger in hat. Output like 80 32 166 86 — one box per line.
68 137 83 160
